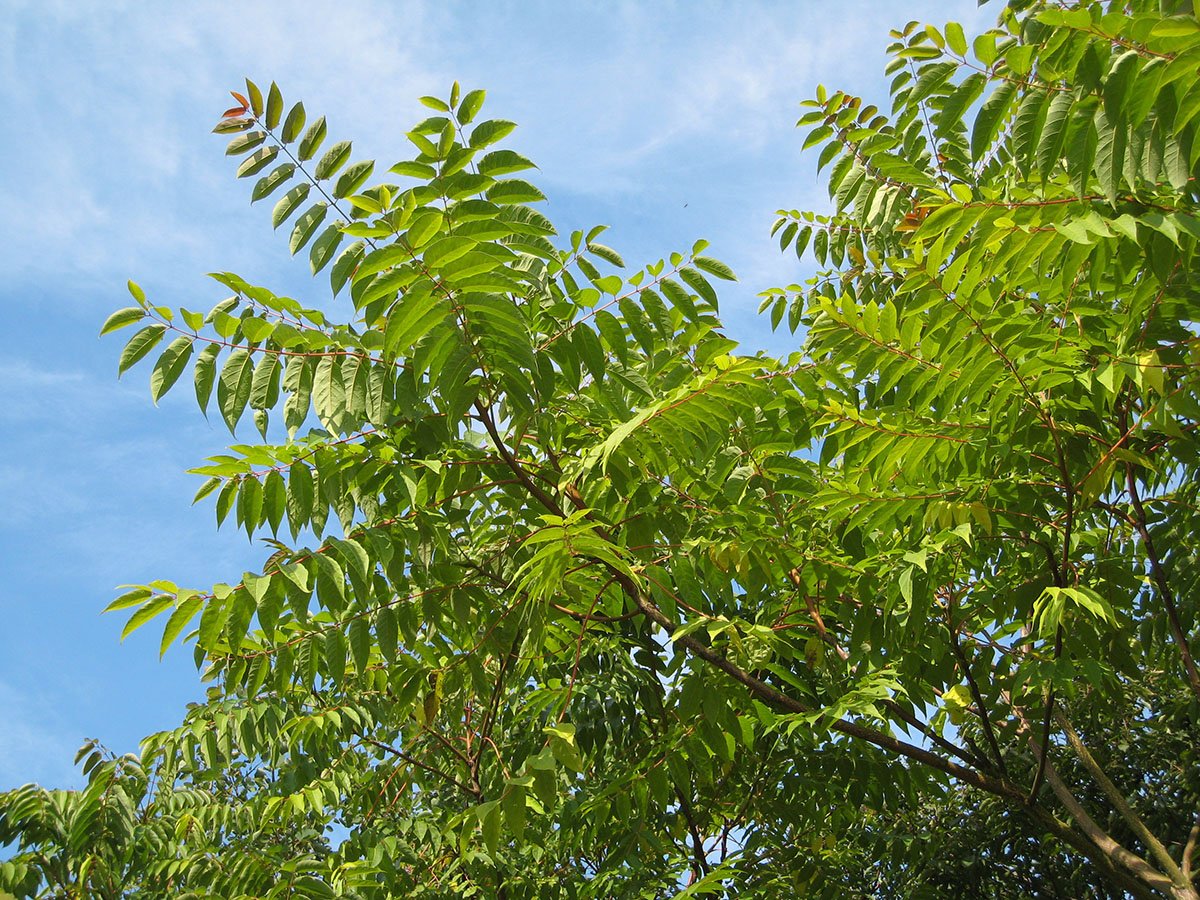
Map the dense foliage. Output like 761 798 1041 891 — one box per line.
4 0 1200 896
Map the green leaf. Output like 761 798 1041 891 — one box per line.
281 101 306 143
214 116 253 133
348 618 371 672
189 346 220 417
238 477 264 538
309 225 344 274
385 291 443 356
217 349 254 433
334 160 375 199
679 268 718 307
265 81 283 130
287 461 314 536
662 278 700 321
1067 101 1099 194
937 72 986 137
193 476 221 504
618 297 656 354
150 336 194 403
481 801 502 854
197 587 230 650
315 554 346 610
331 241 366 296
575 323 606 380
945 21 968 56
406 209 444 248
225 130 266 156
159 594 204 658
103 586 152 614
249 354 281 409
457 89 486 125
121 594 174 641
252 163 296 202
422 235 476 269
314 356 346 432
100 307 145 336
245 79 264 117
272 183 311 229
502 783 527 843
692 255 736 282
478 149 536 176
289 203 328 255
389 160 437 179
973 32 998 67
1094 108 1127 202
1037 92 1075 179
1103 51 1140 126
263 470 286 536
595 309 627 364
315 141 352 180
1011 90 1050 175
971 81 1016 161
118 324 167 375
587 242 624 267
298 116 327 162
469 119 517 149
487 179 546 204
236 146 279 178
376 606 398 663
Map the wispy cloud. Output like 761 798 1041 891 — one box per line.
0 681 84 791
0 0 996 293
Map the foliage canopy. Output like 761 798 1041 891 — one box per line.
5 0 1200 896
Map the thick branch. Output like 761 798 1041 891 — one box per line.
1022 803 1160 900
621 574 1021 800
1184 814 1200 883
1012 705 1179 897
1052 707 1187 886
1125 466 1200 703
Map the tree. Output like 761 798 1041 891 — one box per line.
4 0 1200 896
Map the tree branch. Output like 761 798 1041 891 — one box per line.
1010 702 1178 897
361 737 480 800
947 618 1008 776
1052 707 1187 887
1125 465 1200 703
1027 624 1062 803
1184 813 1199 883
475 399 566 519
674 785 711 881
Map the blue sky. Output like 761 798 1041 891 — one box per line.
0 0 994 790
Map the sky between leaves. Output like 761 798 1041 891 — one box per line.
0 0 993 791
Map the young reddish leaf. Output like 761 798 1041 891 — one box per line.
222 105 249 118
230 90 250 107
